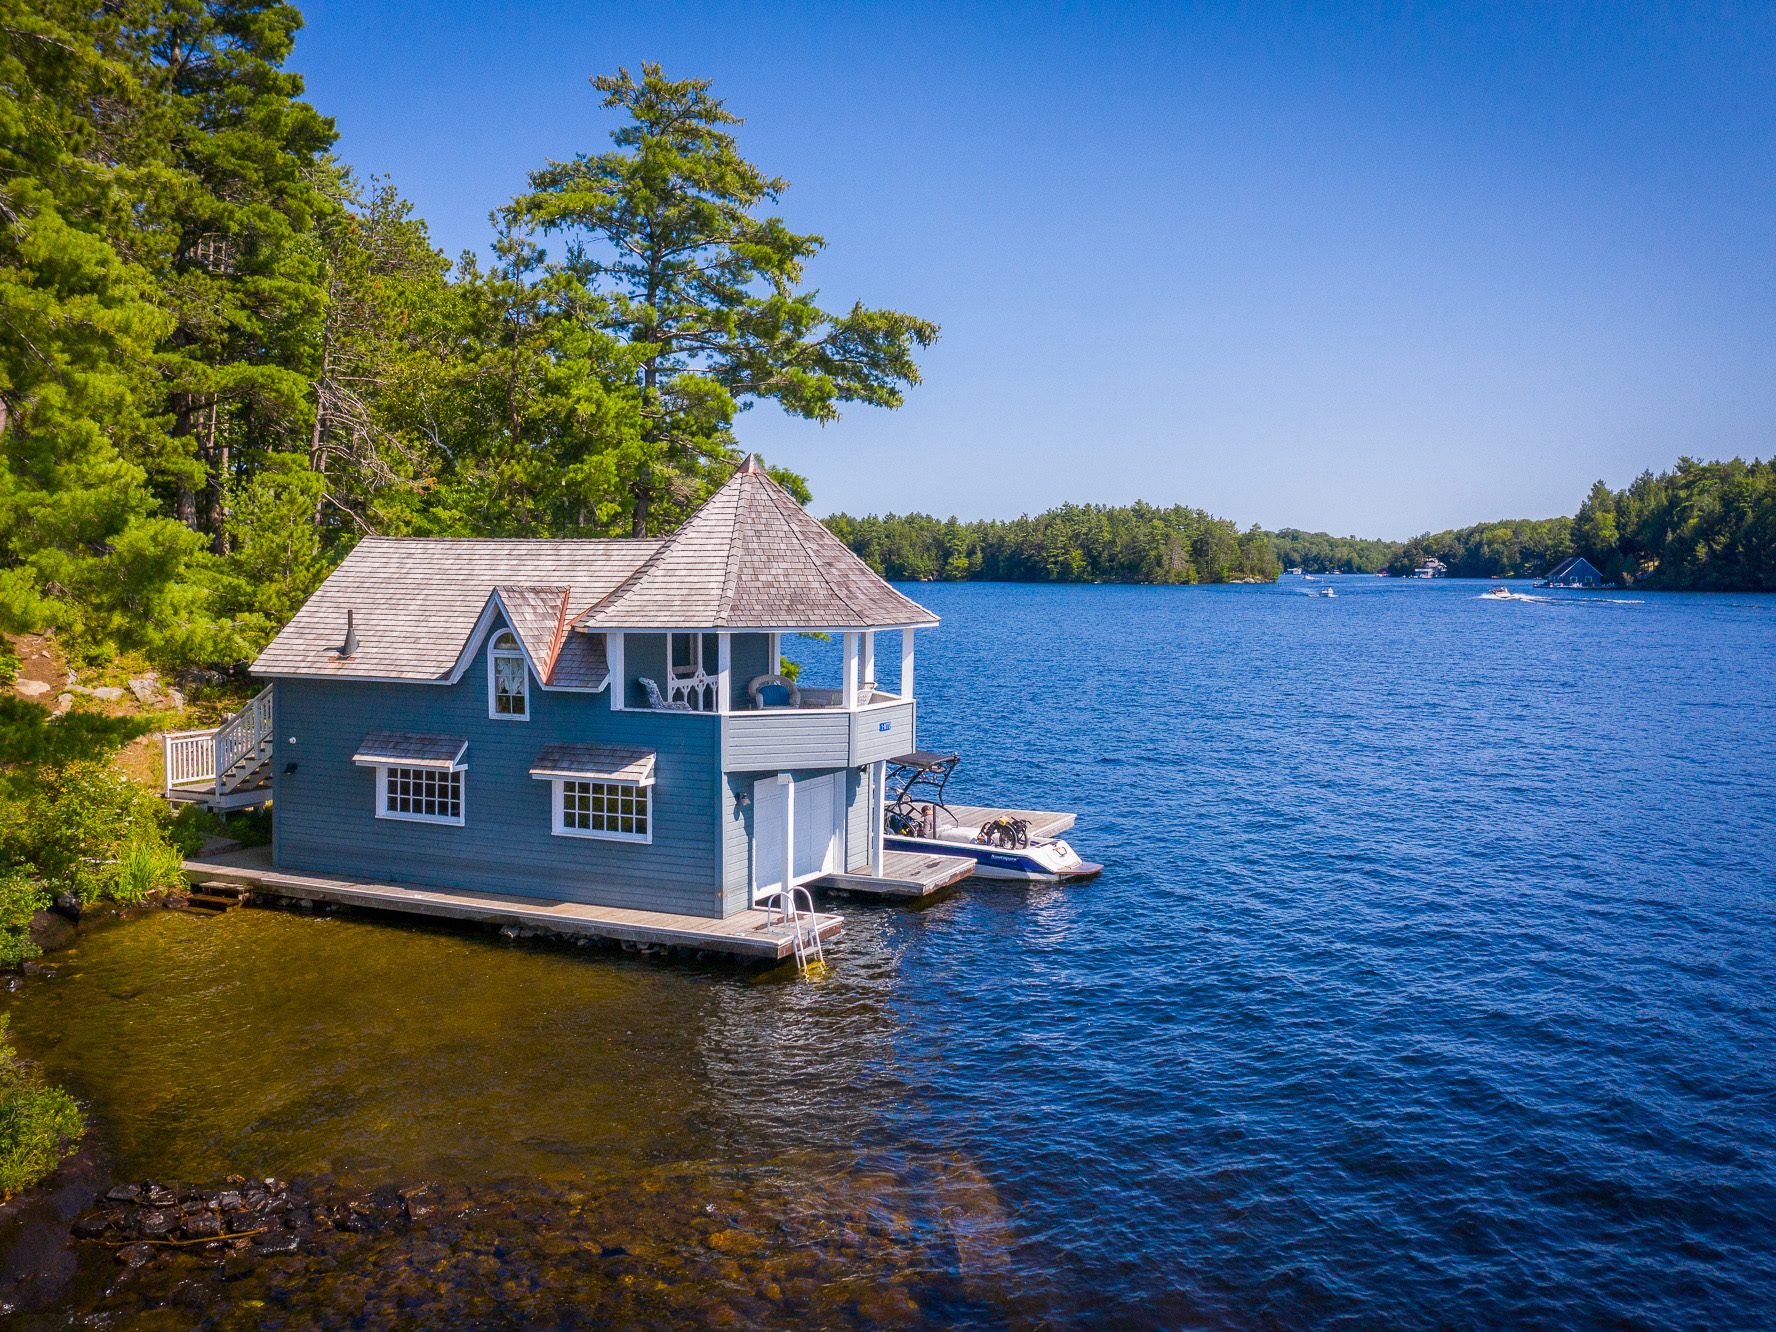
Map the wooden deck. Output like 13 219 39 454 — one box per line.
939 805 1077 840
180 846 841 962
809 849 977 899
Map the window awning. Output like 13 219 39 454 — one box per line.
353 730 468 770
529 743 656 785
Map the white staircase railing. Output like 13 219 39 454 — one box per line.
163 729 219 788
162 684 274 801
215 684 274 790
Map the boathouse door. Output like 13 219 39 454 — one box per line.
752 773 842 903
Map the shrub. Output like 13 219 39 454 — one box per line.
0 1015 84 1198
0 868 47 970
108 838 186 905
0 762 179 904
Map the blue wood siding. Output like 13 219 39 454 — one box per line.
846 767 869 871
270 612 725 917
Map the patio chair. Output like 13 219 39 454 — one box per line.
748 673 800 709
638 677 693 711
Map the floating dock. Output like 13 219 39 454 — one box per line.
180 846 842 963
810 848 977 898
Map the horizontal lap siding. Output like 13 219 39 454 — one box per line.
721 713 851 770
271 615 723 918
850 702 917 765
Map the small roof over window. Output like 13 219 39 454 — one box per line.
353 730 469 770
528 743 656 785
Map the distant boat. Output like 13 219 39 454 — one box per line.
1311 587 1335 597
1484 586 1511 599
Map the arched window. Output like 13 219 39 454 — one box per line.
489 630 528 720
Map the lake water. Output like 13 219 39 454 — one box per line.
7 578 1776 1328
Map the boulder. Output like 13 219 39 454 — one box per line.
105 1183 142 1203
135 1209 174 1237
91 686 124 701
28 909 76 954
51 893 81 922
72 1213 113 1240
116 1242 156 1268
254 1230 300 1254
181 1212 221 1239
128 677 160 705
15 679 50 697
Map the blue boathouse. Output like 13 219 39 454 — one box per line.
222 457 938 922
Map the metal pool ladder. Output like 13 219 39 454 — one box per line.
763 886 827 974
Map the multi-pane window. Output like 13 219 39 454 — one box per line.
381 766 464 825
555 779 650 843
490 630 528 719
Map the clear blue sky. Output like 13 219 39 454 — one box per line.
295 1 1775 537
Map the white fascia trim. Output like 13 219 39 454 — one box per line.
450 591 610 694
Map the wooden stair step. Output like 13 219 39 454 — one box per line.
185 893 241 912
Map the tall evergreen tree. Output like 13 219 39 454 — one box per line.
508 64 938 536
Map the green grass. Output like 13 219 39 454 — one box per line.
0 1016 83 1197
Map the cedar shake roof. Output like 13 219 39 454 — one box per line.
253 538 658 683
251 458 935 683
574 456 939 631
528 743 657 784
351 731 468 769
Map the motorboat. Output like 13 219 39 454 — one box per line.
880 752 1102 883
1484 585 1511 599
1310 586 1335 597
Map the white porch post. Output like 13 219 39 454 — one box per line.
716 632 731 714
778 771 795 902
861 631 875 692
842 632 860 710
871 759 887 876
900 627 915 700
608 633 625 710
770 632 781 676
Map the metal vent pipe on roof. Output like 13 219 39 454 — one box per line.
339 609 358 659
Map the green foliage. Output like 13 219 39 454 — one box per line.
1566 458 1776 590
826 503 1279 584
169 802 271 854
0 760 179 904
0 867 47 970
0 695 159 768
0 1015 84 1197
1266 529 1401 574
1384 517 1575 579
506 63 936 536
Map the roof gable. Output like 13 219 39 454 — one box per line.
252 538 658 682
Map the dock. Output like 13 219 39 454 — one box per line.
809 848 976 899
180 846 842 963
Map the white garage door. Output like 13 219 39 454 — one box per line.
752 773 842 903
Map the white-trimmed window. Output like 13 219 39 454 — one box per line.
377 765 465 826
551 779 651 843
489 630 529 720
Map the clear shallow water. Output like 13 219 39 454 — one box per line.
8 579 1776 1328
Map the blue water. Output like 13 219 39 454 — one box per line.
15 579 1775 1329
792 578 1776 1328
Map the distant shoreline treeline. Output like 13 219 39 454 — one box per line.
826 456 1774 590
823 504 1280 584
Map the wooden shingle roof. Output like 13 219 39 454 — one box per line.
251 459 934 684
574 456 938 631
252 538 658 683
